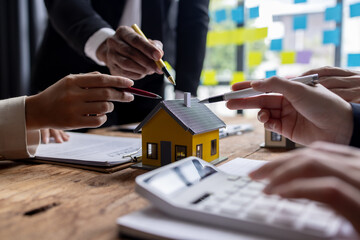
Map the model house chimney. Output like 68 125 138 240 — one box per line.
184 92 191 107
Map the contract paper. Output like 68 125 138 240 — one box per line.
35 132 141 167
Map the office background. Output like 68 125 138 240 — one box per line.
1 0 360 111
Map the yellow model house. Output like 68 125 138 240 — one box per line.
134 93 226 168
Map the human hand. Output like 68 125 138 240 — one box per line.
40 129 70 144
302 66 360 103
26 72 134 130
96 26 164 80
249 141 360 234
226 76 353 145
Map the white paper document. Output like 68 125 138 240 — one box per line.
35 132 141 167
117 158 357 240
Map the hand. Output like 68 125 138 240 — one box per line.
40 129 70 144
96 26 164 80
249 141 360 234
226 77 353 145
302 66 360 103
25 72 134 130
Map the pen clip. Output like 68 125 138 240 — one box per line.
122 147 142 162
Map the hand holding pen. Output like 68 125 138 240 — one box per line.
225 75 353 146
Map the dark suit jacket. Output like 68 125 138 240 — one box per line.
350 103 360 147
31 0 209 125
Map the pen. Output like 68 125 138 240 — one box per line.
199 74 319 104
119 87 162 99
131 24 176 86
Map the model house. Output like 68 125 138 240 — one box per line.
134 93 226 168
264 129 301 149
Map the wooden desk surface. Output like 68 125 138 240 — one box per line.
0 116 288 240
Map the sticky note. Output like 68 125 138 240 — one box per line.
347 54 360 67
215 9 227 23
293 15 307 30
281 51 296 64
248 51 262 67
350 3 360 18
230 72 245 85
325 4 342 22
255 27 268 40
202 70 218 85
323 28 340 46
231 6 244 24
270 39 283 51
296 51 312 64
249 6 259 19
294 0 307 3
266 70 277 78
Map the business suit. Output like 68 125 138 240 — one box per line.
0 97 40 159
31 0 210 125
350 103 360 148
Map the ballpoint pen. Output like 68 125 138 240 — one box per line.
119 87 162 99
131 24 176 86
199 74 319 104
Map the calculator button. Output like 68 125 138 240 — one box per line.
219 203 243 216
302 219 328 235
280 202 304 215
272 214 297 227
246 208 269 222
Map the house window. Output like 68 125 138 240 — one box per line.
196 144 203 159
175 145 187 161
147 143 158 159
211 139 217 156
271 132 282 142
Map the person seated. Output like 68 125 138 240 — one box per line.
0 72 134 159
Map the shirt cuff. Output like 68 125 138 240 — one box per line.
0 96 40 159
84 28 115 66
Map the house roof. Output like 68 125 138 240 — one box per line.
134 98 226 135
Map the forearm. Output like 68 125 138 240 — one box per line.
0 97 40 159
175 0 210 95
45 0 112 55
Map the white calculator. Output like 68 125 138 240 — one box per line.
136 157 344 240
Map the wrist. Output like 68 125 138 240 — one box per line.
96 40 108 64
25 95 46 131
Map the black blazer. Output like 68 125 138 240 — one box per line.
31 0 209 125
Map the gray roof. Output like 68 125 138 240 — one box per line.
134 98 226 135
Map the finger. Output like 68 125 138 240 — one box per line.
310 141 360 158
78 115 108 129
231 81 252 91
82 88 134 102
301 66 357 77
319 76 360 89
41 129 50 144
107 38 159 73
249 158 289 180
149 39 164 52
70 74 134 89
226 95 283 110
49 129 63 143
80 102 115 115
116 26 163 61
272 177 360 230
109 63 147 80
60 131 70 142
109 51 154 74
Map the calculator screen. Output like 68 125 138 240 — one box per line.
144 159 217 196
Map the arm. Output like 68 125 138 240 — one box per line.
44 0 112 56
0 73 134 160
0 97 40 159
226 77 353 145
175 0 210 96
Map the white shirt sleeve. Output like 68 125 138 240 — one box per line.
84 28 116 66
0 96 40 159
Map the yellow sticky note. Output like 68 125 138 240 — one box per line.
281 51 296 64
255 27 268 41
230 71 245 85
202 70 218 86
244 28 256 42
248 51 262 67
234 28 245 45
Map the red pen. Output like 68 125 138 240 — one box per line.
119 87 162 99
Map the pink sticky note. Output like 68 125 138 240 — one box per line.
296 50 312 64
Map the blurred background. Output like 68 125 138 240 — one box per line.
1 0 360 117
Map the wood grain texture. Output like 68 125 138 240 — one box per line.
0 116 290 240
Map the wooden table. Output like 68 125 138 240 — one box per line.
0 116 289 240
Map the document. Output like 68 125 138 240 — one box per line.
35 132 141 167
117 158 357 240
